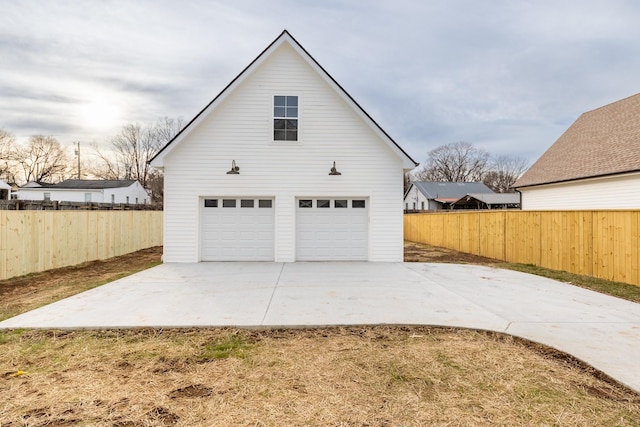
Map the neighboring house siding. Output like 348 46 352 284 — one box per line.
162 42 404 262
18 189 103 202
18 182 148 204
107 183 149 204
520 172 640 210
403 185 429 210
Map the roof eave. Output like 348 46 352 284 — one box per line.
515 169 640 189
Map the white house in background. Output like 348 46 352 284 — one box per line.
150 30 417 262
514 93 640 210
0 180 11 200
404 182 494 211
17 179 149 204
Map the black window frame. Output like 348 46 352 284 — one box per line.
274 95 298 141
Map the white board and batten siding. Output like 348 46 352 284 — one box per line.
520 172 640 210
159 40 407 262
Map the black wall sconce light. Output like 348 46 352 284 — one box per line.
329 161 341 175
226 160 240 174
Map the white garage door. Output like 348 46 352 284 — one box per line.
296 198 368 261
201 198 274 261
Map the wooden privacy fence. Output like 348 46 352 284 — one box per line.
405 211 640 287
0 211 163 280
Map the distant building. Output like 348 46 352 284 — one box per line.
17 179 149 204
404 182 495 211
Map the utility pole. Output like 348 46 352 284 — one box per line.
74 142 81 179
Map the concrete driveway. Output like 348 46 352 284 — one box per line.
1 262 639 392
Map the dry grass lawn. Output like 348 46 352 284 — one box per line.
2 327 640 426
1 244 639 425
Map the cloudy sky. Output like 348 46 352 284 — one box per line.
2 0 640 168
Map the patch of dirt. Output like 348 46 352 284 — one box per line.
145 406 179 425
404 241 500 264
169 384 213 399
583 385 640 403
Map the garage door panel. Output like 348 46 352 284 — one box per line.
201 198 274 261
296 198 368 261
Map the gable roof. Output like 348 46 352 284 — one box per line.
149 30 417 169
0 180 11 190
20 180 138 190
409 182 495 200
515 93 640 188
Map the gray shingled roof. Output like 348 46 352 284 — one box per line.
514 93 640 188
412 182 494 199
52 180 137 189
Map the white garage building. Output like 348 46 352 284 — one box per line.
150 30 417 262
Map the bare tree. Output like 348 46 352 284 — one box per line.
15 135 69 183
0 129 18 182
483 155 529 193
92 117 183 199
146 170 164 204
153 117 184 148
415 141 490 182
403 172 412 194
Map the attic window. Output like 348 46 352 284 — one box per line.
274 96 298 141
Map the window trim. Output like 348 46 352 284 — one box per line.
272 95 300 143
